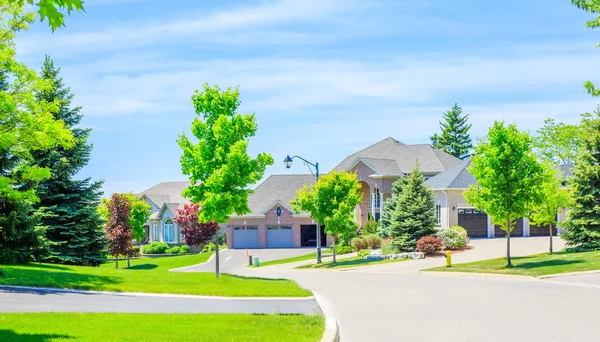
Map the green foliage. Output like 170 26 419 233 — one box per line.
381 239 399 255
437 226 470 250
334 244 355 255
130 246 140 258
362 234 382 249
534 118 581 166
16 0 85 30
357 249 371 258
0 201 46 264
377 177 407 238
125 194 151 242
178 84 274 225
361 214 378 235
179 245 190 254
167 246 181 255
562 108 600 251
351 236 367 251
203 242 216 253
388 164 437 251
142 242 169 255
33 56 106 266
466 121 544 266
571 0 600 96
430 103 473 159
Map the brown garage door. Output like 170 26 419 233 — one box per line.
530 224 557 237
495 218 524 237
458 209 488 238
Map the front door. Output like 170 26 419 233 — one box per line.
300 225 326 247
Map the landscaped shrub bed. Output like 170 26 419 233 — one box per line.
142 243 192 255
416 236 443 255
437 225 470 250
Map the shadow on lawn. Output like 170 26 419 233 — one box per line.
11 263 72 271
0 330 73 341
0 268 121 292
298 258 377 269
126 264 158 270
225 273 299 282
514 258 584 270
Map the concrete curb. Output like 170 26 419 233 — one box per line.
169 249 227 272
419 271 534 280
0 285 313 301
537 269 600 279
313 292 340 342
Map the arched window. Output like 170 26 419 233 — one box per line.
164 219 174 242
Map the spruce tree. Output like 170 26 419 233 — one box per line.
430 103 473 159
562 108 600 251
32 56 106 266
389 164 437 251
377 177 406 238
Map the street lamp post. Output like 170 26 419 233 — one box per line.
284 155 322 263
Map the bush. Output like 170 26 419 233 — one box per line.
179 245 190 254
381 238 399 255
129 246 140 257
351 236 367 251
167 246 181 254
362 234 382 249
358 249 371 257
335 245 356 255
437 225 470 250
142 242 169 254
202 242 214 253
416 236 443 255
361 216 378 235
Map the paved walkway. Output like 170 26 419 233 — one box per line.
0 286 321 314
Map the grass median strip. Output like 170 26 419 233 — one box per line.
0 313 325 342
296 256 408 269
0 254 311 297
425 250 600 277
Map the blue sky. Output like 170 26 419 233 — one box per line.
15 0 599 196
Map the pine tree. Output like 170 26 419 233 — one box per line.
377 177 406 238
562 107 600 251
430 103 473 159
388 164 437 251
32 56 106 266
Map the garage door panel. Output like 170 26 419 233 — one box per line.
233 226 259 249
266 226 293 248
458 209 488 238
530 224 557 237
494 218 524 237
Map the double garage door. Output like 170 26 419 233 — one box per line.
232 225 293 249
458 209 533 238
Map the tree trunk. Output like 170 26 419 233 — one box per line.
127 252 131 268
332 235 337 264
215 234 220 279
506 218 512 267
115 256 119 269
549 223 553 254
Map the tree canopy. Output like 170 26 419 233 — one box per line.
9 0 84 30
534 118 580 166
430 103 473 160
571 0 600 97
174 203 218 247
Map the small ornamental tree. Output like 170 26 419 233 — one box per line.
292 171 362 263
178 84 273 278
174 203 218 249
466 122 544 266
529 163 572 254
430 103 473 160
105 193 132 269
125 194 151 243
389 164 437 251
562 109 600 251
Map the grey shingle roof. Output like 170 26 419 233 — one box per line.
334 137 460 175
244 174 316 216
425 158 476 190
352 157 404 177
138 181 191 207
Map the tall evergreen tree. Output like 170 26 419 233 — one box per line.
388 164 437 251
562 108 600 251
377 177 407 238
32 56 106 266
430 103 473 159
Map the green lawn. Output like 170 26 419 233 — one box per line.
425 250 600 277
257 249 335 267
0 254 311 297
0 313 324 342
296 256 408 269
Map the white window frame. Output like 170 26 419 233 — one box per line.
152 222 159 242
164 219 174 243
371 188 381 208
435 205 441 224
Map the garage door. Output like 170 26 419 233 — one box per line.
530 224 557 237
457 209 488 238
232 226 259 248
495 218 524 237
266 226 293 248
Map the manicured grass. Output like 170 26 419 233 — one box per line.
0 313 325 342
296 256 408 269
258 249 337 267
425 250 600 277
0 254 311 297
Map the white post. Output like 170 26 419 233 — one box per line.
370 193 375 220
379 191 384 216
523 218 530 237
487 215 494 238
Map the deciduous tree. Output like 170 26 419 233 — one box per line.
466 122 544 266
571 0 600 97
292 171 362 263
9 0 84 30
174 203 218 249
178 84 273 277
430 103 473 160
534 118 580 166
105 193 132 269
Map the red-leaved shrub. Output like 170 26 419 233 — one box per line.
416 236 443 255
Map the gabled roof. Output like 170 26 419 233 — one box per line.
240 174 316 217
334 137 460 175
349 157 404 177
138 181 191 207
425 158 476 190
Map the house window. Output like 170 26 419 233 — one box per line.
164 219 174 242
233 226 259 230
152 223 158 242
371 188 381 208
267 226 292 230
435 205 441 224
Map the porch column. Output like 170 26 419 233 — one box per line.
557 211 562 234
487 215 494 238
523 218 530 237
370 193 375 220
379 191 385 216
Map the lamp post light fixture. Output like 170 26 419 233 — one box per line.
284 155 321 263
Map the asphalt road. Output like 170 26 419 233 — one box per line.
0 286 321 315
